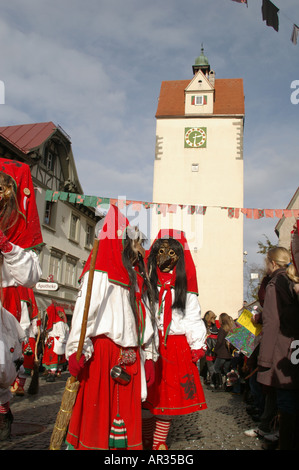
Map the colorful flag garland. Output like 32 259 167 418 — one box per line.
45 189 299 220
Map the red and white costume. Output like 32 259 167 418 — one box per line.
10 287 40 395
20 288 40 376
42 304 69 378
143 229 207 449
65 205 157 450
0 158 42 408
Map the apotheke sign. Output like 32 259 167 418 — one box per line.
36 282 59 291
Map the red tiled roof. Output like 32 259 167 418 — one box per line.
156 78 244 117
0 122 57 154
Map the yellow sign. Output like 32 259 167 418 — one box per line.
237 309 262 337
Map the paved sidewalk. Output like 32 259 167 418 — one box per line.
0 371 264 451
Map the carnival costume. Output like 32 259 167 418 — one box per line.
65 205 157 450
0 158 42 440
143 229 207 450
42 303 69 381
10 287 40 395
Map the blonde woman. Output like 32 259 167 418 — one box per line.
257 246 299 450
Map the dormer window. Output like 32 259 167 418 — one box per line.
191 95 207 106
43 141 58 172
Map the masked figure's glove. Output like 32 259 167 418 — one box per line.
68 353 86 378
191 349 206 363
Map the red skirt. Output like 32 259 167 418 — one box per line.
1 286 22 322
42 337 67 369
23 338 36 373
66 335 143 450
144 334 207 416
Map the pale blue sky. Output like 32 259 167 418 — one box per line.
0 0 298 270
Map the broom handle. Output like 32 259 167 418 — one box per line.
71 238 99 377
34 310 41 361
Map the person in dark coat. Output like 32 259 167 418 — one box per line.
257 246 299 450
213 313 235 390
291 219 299 283
202 310 220 387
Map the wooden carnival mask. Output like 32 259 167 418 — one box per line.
0 172 15 209
156 239 180 273
125 225 146 266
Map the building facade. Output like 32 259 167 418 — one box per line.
0 122 97 323
152 49 245 316
275 187 299 250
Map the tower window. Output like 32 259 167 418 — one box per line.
191 95 207 106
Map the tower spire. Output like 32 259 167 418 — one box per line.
192 46 210 76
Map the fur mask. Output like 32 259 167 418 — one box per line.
156 239 180 272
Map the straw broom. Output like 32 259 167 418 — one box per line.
49 237 100 450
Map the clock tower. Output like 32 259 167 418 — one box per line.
152 49 245 317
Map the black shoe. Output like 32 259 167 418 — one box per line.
0 410 14 441
251 413 262 422
46 374 56 382
246 406 260 416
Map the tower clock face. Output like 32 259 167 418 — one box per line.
184 127 207 148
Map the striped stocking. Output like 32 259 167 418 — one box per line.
152 418 172 450
16 376 26 388
142 415 155 449
0 402 10 414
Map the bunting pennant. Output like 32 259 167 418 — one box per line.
132 202 142 211
227 208 235 219
68 193 78 203
196 205 207 215
291 24 299 45
283 209 293 218
52 191 59 201
275 209 283 218
76 194 85 204
168 204 177 214
265 209 274 218
241 208 252 219
253 209 265 219
262 0 279 32
44 189 299 221
45 189 54 201
188 205 196 215
58 191 68 201
231 0 248 5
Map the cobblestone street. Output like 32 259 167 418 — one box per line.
0 371 265 451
